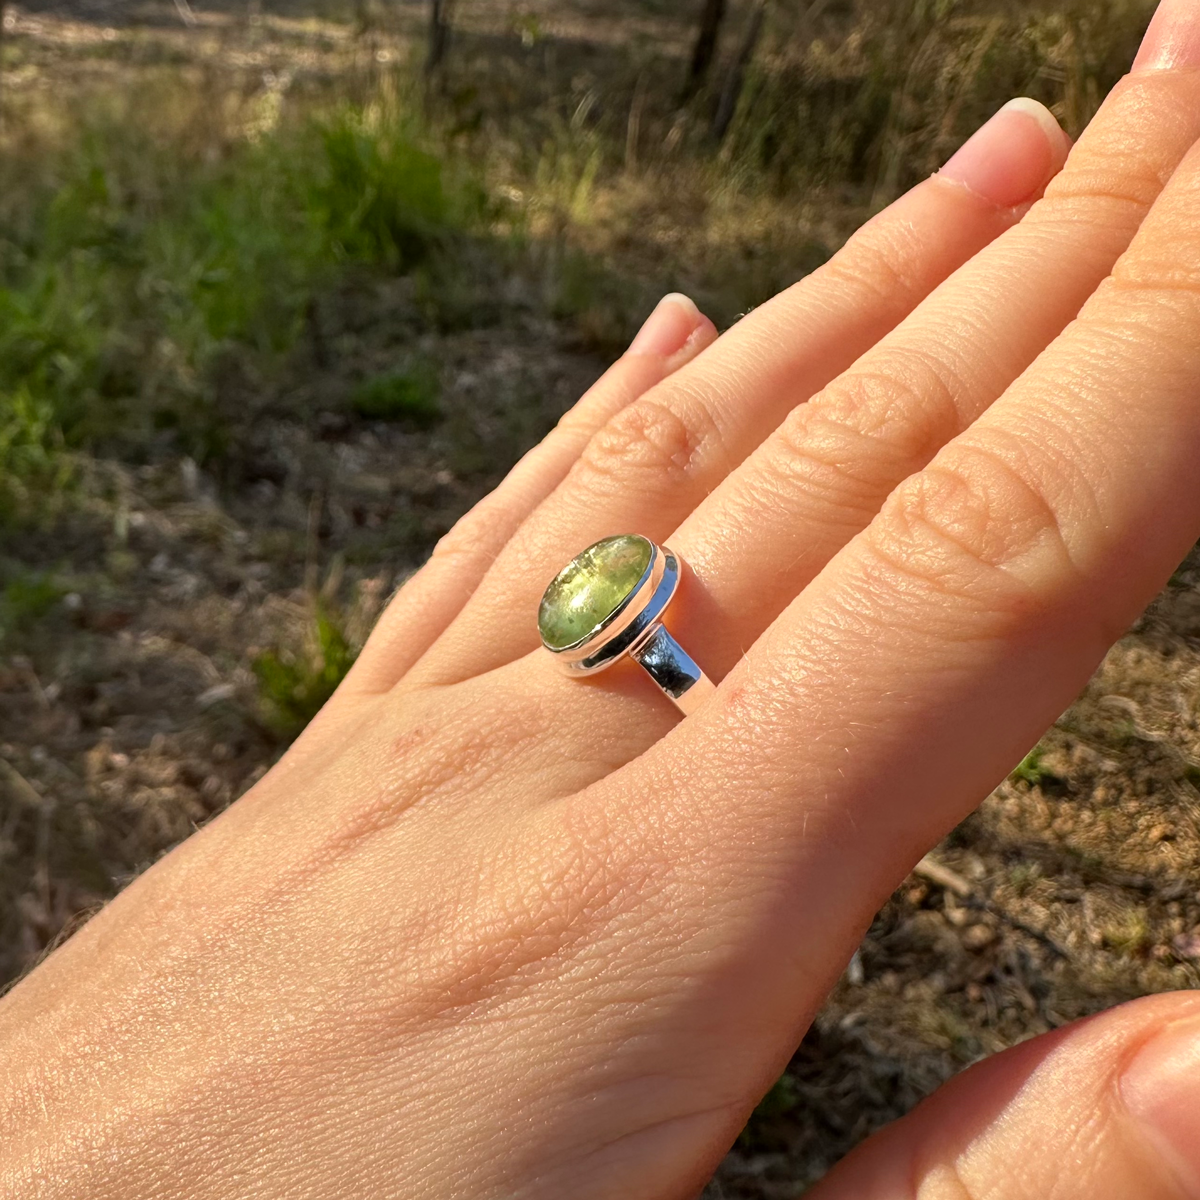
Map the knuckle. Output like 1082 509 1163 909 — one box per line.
819 345 966 454
1072 165 1200 356
1038 147 1168 225
575 389 723 486
766 349 964 516
768 401 892 522
865 436 1077 611
431 502 502 566
553 396 605 439
1106 233 1200 306
1039 78 1190 218
910 1160 985 1200
819 220 927 311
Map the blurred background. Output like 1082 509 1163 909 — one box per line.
2 1 1198 1194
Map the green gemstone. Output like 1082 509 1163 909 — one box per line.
538 534 653 650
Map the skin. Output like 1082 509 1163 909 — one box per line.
4 6 1200 1198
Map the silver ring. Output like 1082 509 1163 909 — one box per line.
537 534 715 715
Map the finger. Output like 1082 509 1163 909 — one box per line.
412 97 1069 685
809 993 1200 1199
341 293 716 695
577 96 1200 1175
660 45 1200 679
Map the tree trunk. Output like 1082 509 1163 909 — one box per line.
427 0 455 73
684 0 726 96
0 2 5 128
712 0 767 141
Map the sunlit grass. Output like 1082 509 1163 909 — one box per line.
0 74 487 512
0 0 1155 515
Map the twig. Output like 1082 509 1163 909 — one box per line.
174 0 198 27
625 72 646 171
427 0 455 74
913 854 1069 959
914 855 972 897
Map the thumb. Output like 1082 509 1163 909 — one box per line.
808 992 1200 1200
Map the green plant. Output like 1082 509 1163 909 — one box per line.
351 362 442 425
1011 746 1051 786
312 113 471 268
736 1070 803 1150
0 386 60 483
1008 861 1043 896
752 1071 801 1120
253 606 358 736
0 570 64 643
1102 905 1150 956
0 83 493 481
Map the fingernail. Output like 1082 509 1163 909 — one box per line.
627 293 704 358
939 98 1068 209
1121 1015 1200 1195
1133 0 1200 72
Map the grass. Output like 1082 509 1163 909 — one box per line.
0 570 64 645
0 0 1159 518
0 83 487 513
1102 904 1152 957
351 361 442 425
253 605 358 736
1011 746 1053 786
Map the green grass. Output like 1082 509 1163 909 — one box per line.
253 606 358 736
1102 904 1151 957
314 116 485 267
0 0 1157 523
0 94 486 511
1011 746 1052 786
0 569 63 644
351 361 442 425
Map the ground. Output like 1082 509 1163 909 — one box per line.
1 1 1196 1196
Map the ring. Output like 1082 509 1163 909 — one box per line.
537 534 715 715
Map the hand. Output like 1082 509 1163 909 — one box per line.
5 2 1200 1197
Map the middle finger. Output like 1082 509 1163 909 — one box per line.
669 52 1200 678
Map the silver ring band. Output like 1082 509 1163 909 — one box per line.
627 622 714 715
537 535 715 715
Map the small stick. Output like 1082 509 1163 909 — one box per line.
914 855 972 897
914 854 1068 960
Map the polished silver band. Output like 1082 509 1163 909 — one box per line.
540 540 715 716
627 622 715 715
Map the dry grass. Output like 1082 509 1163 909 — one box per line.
2 3 1197 1197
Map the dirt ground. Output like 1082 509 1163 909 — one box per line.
1 2 1197 1196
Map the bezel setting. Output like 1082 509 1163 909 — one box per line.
539 540 682 676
